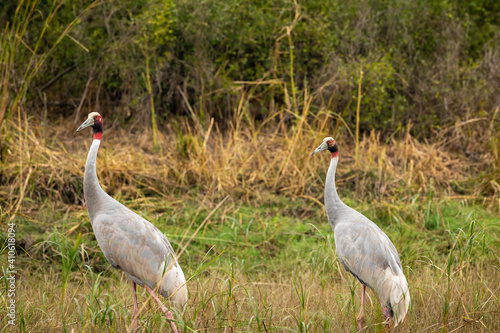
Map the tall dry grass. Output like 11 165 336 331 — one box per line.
1 103 498 220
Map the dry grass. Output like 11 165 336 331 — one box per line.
2 107 497 217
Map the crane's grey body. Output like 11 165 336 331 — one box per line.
313 137 410 328
84 138 187 304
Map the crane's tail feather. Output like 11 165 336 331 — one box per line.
159 262 188 307
388 273 411 327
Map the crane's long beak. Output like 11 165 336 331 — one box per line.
310 141 328 156
77 117 94 132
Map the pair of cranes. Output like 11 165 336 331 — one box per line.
77 112 410 332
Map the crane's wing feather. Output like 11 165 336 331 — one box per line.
334 213 411 325
334 213 402 290
91 201 187 304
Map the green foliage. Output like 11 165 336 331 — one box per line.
1 0 499 135
139 0 175 44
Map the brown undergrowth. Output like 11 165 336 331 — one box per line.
1 109 498 219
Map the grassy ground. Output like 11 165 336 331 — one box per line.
1 115 499 332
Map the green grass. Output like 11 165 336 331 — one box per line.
2 193 499 332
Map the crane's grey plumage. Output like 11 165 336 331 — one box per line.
312 137 410 330
78 112 187 331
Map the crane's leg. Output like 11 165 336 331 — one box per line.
130 281 139 331
357 285 366 330
145 285 179 333
379 300 392 332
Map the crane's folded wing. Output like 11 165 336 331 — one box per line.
91 205 186 301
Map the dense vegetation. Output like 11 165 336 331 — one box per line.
1 0 499 133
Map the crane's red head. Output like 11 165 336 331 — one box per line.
310 137 339 158
77 112 103 140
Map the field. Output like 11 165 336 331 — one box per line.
1 0 500 331
1 112 499 332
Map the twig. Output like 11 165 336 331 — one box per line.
39 64 76 92
177 195 230 259
74 70 94 124
355 63 363 165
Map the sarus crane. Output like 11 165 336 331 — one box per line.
311 137 410 330
77 112 187 332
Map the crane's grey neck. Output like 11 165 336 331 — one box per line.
324 157 349 229
84 139 110 222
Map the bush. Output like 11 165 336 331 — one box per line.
1 0 499 136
